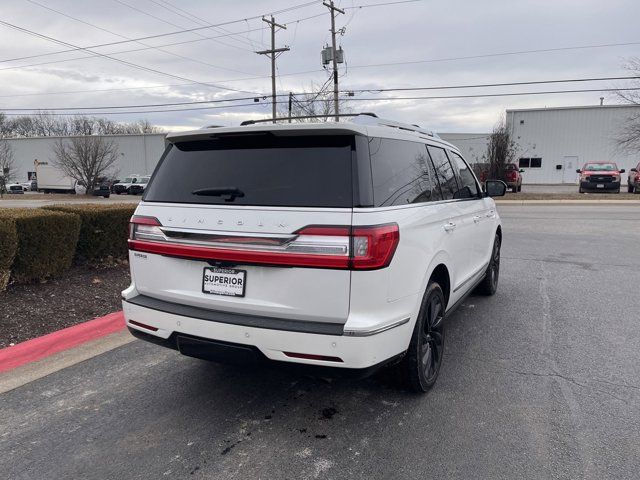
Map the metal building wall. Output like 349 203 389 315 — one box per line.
6 133 167 183
506 105 640 184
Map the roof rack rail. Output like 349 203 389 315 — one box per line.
201 124 224 129
350 115 440 138
240 112 378 126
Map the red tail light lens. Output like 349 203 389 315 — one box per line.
351 224 400 270
128 219 399 270
129 215 162 240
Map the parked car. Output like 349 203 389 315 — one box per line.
577 162 625 193
122 114 506 392
113 175 143 194
91 184 111 198
627 162 640 193
6 183 25 194
129 176 150 195
20 182 33 192
503 163 524 192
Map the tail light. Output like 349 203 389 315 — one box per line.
128 217 399 270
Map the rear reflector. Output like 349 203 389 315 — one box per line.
283 352 344 362
129 320 159 332
128 218 399 270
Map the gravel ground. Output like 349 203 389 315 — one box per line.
0 264 130 348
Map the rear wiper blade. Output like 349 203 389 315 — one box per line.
191 187 245 201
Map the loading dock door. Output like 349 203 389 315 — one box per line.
562 156 579 183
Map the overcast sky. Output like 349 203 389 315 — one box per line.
1 0 639 132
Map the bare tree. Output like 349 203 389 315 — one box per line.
53 136 119 194
486 117 518 180
614 57 640 152
0 112 164 138
0 138 15 198
278 80 351 122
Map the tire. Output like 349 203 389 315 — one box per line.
628 183 634 193
511 185 517 193
579 187 584 193
476 233 501 296
517 183 522 192
615 187 621 194
401 281 446 393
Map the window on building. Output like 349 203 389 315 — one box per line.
519 157 542 169
427 146 458 200
369 138 441 207
448 151 480 198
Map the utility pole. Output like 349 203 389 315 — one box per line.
288 92 293 122
323 1 344 122
256 16 289 123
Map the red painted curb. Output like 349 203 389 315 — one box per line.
0 311 126 373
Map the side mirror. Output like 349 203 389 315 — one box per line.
484 179 507 197
620 169 626 173
519 169 525 173
631 168 638 172
576 169 581 174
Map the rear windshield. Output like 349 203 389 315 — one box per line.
144 134 354 208
583 163 617 171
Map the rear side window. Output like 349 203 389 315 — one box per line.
448 151 480 198
144 135 354 208
427 146 458 200
369 138 441 207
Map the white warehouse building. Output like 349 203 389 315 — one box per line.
6 133 167 183
442 104 640 185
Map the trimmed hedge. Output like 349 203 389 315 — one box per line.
0 217 18 290
44 204 136 262
0 208 80 284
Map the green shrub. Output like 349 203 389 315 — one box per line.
44 204 135 262
0 217 18 290
0 208 80 284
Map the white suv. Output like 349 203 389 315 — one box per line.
122 114 506 392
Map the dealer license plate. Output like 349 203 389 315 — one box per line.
202 267 246 297
597 184 604 188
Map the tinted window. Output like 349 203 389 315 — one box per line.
427 145 458 200
144 135 353 207
369 138 440 207
448 151 479 198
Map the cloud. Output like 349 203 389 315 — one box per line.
0 0 638 131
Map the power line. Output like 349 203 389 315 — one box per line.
0 0 321 64
3 76 637 110
4 87 639 116
112 0 254 53
348 41 640 70
346 75 640 93
345 0 424 8
0 19 262 95
23 0 258 77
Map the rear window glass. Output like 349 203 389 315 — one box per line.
369 138 441 207
144 134 354 208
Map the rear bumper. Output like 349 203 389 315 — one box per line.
580 181 620 191
122 296 413 370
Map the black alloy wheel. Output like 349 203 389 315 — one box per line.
403 282 446 392
476 233 501 296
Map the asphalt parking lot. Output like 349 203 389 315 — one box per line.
1 204 639 480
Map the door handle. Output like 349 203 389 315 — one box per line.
473 215 481 224
443 222 456 232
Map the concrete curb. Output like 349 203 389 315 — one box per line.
0 311 125 373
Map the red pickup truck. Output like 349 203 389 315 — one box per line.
627 162 640 193
504 163 524 192
577 162 625 193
